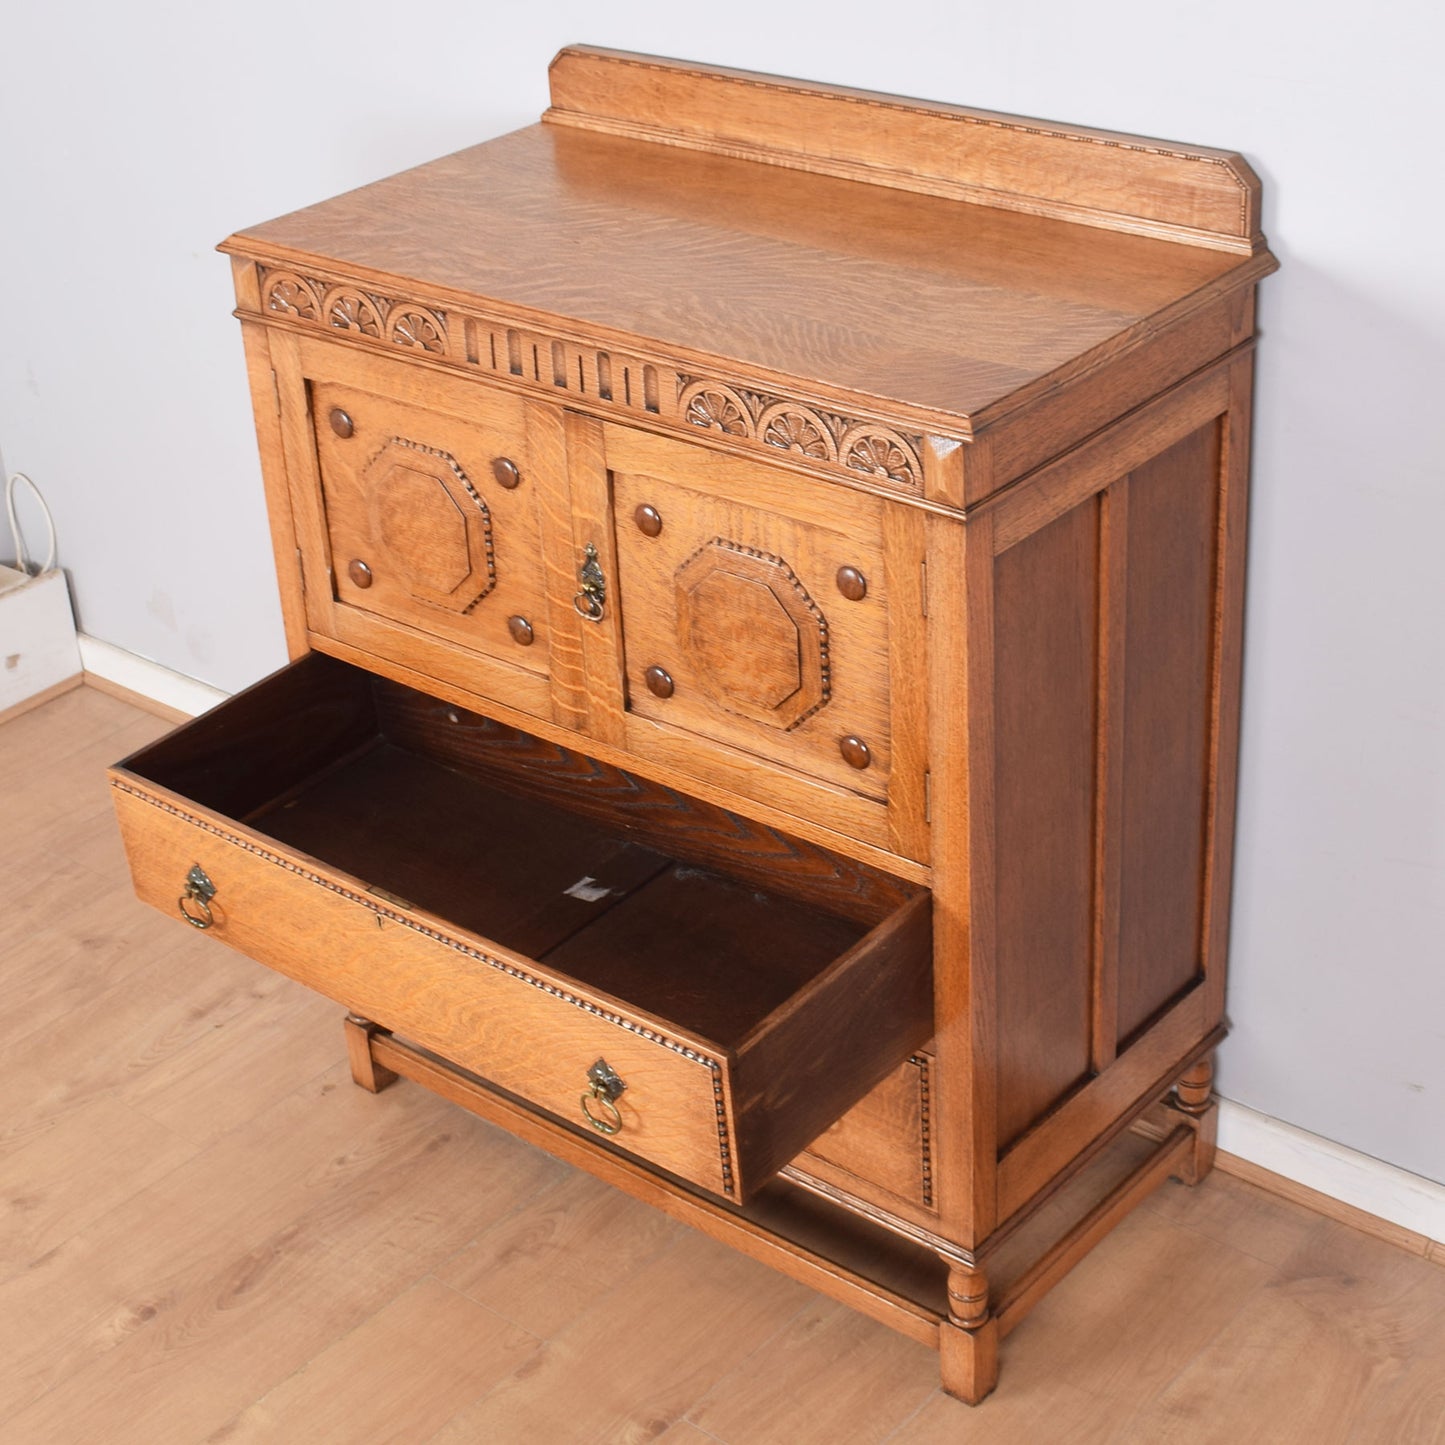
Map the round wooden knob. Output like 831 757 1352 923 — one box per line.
839 735 872 770
492 457 521 489
347 559 373 589
836 566 867 601
634 504 663 537
507 615 534 646
328 407 354 439
644 665 674 699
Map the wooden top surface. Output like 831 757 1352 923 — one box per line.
224 52 1273 428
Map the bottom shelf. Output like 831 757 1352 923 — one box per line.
356 1022 1203 1361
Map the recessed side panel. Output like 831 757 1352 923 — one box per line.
1116 423 1221 1046
992 500 1100 1150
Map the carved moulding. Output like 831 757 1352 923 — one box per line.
260 268 449 357
255 267 931 497
674 537 831 731
323 287 384 339
678 376 923 493
261 271 321 321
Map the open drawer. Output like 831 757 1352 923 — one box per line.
109 654 932 1203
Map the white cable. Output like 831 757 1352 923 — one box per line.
5 472 57 576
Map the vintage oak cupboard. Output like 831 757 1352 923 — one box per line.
110 48 1276 1402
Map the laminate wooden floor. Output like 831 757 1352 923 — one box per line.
2 684 1442 1444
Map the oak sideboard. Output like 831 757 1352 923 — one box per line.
111 46 1277 1402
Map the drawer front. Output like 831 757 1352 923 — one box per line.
113 781 738 1197
609 433 893 803
792 1052 936 1216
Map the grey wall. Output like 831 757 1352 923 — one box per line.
3 2 1441 1182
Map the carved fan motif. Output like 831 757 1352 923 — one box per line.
841 427 921 487
391 310 447 354
759 404 838 461
674 539 830 731
359 437 495 613
681 382 752 437
326 290 384 338
263 272 319 320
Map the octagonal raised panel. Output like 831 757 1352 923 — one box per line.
675 539 830 730
362 437 495 612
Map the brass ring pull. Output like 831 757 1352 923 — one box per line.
581 1087 623 1134
573 542 606 622
178 863 216 930
581 1057 626 1135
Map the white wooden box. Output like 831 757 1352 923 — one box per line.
0 566 81 717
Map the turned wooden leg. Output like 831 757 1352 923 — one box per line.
1171 1052 1218 1185
939 1261 999 1405
344 1013 398 1093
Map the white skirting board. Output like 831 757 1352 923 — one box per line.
1218 1101 1445 1244
73 635 1445 1249
77 634 228 717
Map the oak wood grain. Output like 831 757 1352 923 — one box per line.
986 355 1233 552
112 779 740 1197
1091 480 1128 1072
547 47 1266 252
1115 424 1220 1046
234 314 309 660
607 425 894 804
223 124 1270 441
792 1053 935 1214
298 628 929 883
729 892 933 1188
924 509 998 1247
1202 353 1257 1028
369 677 916 926
997 994 1214 1218
110 657 932 1202
992 499 1098 1149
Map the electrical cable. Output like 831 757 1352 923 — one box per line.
5 472 57 576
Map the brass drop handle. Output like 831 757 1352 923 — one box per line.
178 863 217 929
573 542 607 621
581 1058 626 1135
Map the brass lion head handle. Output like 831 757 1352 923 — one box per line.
573 542 606 621
178 863 216 929
581 1057 626 1134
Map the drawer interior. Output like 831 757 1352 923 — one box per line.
120 653 921 1050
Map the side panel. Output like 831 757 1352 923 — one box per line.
1116 425 1221 1044
987 411 1231 1215
992 504 1099 1148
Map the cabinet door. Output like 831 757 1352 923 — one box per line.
278 337 562 723
604 426 927 856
